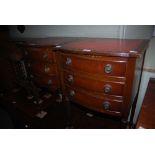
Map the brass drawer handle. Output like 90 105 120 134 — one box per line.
68 75 73 83
28 63 31 67
30 74 34 78
104 84 112 93
47 79 52 85
25 50 28 55
104 64 112 73
66 57 72 65
45 66 50 73
43 53 48 59
69 90 75 97
102 101 111 110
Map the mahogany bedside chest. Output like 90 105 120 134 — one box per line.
17 37 78 94
15 37 149 128
56 38 149 128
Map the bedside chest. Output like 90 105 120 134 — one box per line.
56 38 149 128
17 37 78 94
15 37 149 128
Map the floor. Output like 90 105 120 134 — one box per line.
0 88 121 129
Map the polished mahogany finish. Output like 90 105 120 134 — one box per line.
61 53 127 77
25 61 57 76
17 37 79 93
24 47 56 62
16 37 79 47
136 78 155 129
58 38 148 57
56 38 149 127
23 48 59 92
16 37 149 128
32 74 58 92
63 70 125 98
65 85 122 116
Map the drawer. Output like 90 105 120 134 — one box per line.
25 61 57 76
70 103 121 129
61 54 127 77
24 47 55 62
31 74 58 91
63 71 124 97
65 86 122 116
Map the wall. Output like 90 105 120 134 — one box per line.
9 25 122 38
133 37 155 123
9 25 154 39
9 25 155 123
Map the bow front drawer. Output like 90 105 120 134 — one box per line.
65 86 122 116
63 71 125 97
24 47 55 62
31 74 58 91
25 62 57 76
61 54 127 77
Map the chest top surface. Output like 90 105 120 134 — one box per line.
57 38 149 57
15 37 149 58
16 37 80 47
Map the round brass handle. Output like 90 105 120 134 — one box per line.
28 63 31 67
104 64 112 74
25 51 28 55
30 74 34 78
68 75 73 83
69 90 75 97
45 66 50 73
66 57 72 65
102 101 111 110
47 80 52 85
43 53 48 59
104 84 112 93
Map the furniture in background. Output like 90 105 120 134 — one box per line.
136 78 155 129
17 38 78 102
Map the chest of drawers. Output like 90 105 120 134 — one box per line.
16 37 149 128
56 38 149 127
17 37 77 93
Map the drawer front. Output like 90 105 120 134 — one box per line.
64 71 124 97
24 47 55 62
65 86 122 116
25 61 57 76
32 74 58 91
61 54 127 77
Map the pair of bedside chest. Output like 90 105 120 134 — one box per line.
16 37 148 128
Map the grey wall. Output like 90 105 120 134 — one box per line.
133 37 155 123
9 25 154 39
9 25 155 123
122 25 154 39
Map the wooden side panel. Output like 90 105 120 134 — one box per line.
129 50 146 125
122 58 137 125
